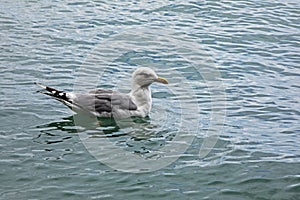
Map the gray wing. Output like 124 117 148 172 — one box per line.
70 89 137 115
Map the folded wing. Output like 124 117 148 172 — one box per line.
69 89 137 117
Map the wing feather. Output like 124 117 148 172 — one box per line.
70 89 137 116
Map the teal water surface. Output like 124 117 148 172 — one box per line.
1 0 300 199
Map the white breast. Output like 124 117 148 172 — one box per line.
129 87 152 117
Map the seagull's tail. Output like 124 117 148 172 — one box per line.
34 82 70 102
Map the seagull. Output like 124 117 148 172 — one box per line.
35 67 168 119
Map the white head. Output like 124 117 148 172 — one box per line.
132 67 168 88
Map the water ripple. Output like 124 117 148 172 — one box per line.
1 0 300 199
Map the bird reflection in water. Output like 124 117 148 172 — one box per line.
36 114 154 141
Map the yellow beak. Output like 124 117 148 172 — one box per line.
156 77 169 84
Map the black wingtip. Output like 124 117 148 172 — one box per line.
34 82 47 89
35 83 69 102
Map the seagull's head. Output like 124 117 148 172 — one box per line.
132 67 168 87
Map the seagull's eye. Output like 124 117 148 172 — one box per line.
139 73 149 77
